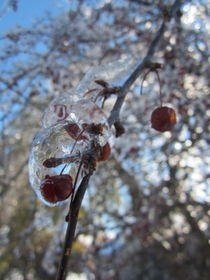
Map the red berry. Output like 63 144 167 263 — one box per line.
97 142 111 162
151 106 176 132
54 104 69 121
40 174 73 204
64 122 87 140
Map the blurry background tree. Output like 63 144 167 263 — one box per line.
0 0 209 279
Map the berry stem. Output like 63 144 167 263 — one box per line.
140 69 163 107
60 164 67 175
140 69 151 96
69 160 83 211
154 69 163 107
70 128 86 154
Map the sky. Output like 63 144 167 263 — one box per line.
0 0 65 35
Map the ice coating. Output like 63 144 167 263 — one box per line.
41 57 137 140
41 92 80 128
29 120 110 205
42 93 111 145
71 99 111 145
74 56 138 96
29 58 138 206
29 122 86 206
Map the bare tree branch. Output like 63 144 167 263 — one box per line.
108 0 182 126
56 174 91 280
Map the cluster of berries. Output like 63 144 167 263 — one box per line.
29 93 111 206
29 65 177 206
40 141 111 204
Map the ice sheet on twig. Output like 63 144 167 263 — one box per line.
74 56 138 96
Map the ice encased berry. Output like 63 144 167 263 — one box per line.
42 93 111 145
29 122 86 206
40 174 73 204
41 93 79 128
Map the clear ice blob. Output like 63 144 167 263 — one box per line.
29 121 87 206
42 92 111 146
41 92 80 128
41 57 137 143
74 56 138 97
29 58 138 205
72 99 111 146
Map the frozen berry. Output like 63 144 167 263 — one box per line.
151 106 176 132
64 122 87 140
40 174 73 204
97 142 111 162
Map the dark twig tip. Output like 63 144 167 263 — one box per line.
95 79 109 88
114 121 125 137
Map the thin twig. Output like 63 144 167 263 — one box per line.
140 69 163 106
108 0 182 126
68 160 84 221
154 70 163 107
140 69 151 96
56 174 91 280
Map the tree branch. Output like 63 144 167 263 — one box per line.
108 0 182 126
56 1 182 278
56 174 91 280
129 0 155 6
